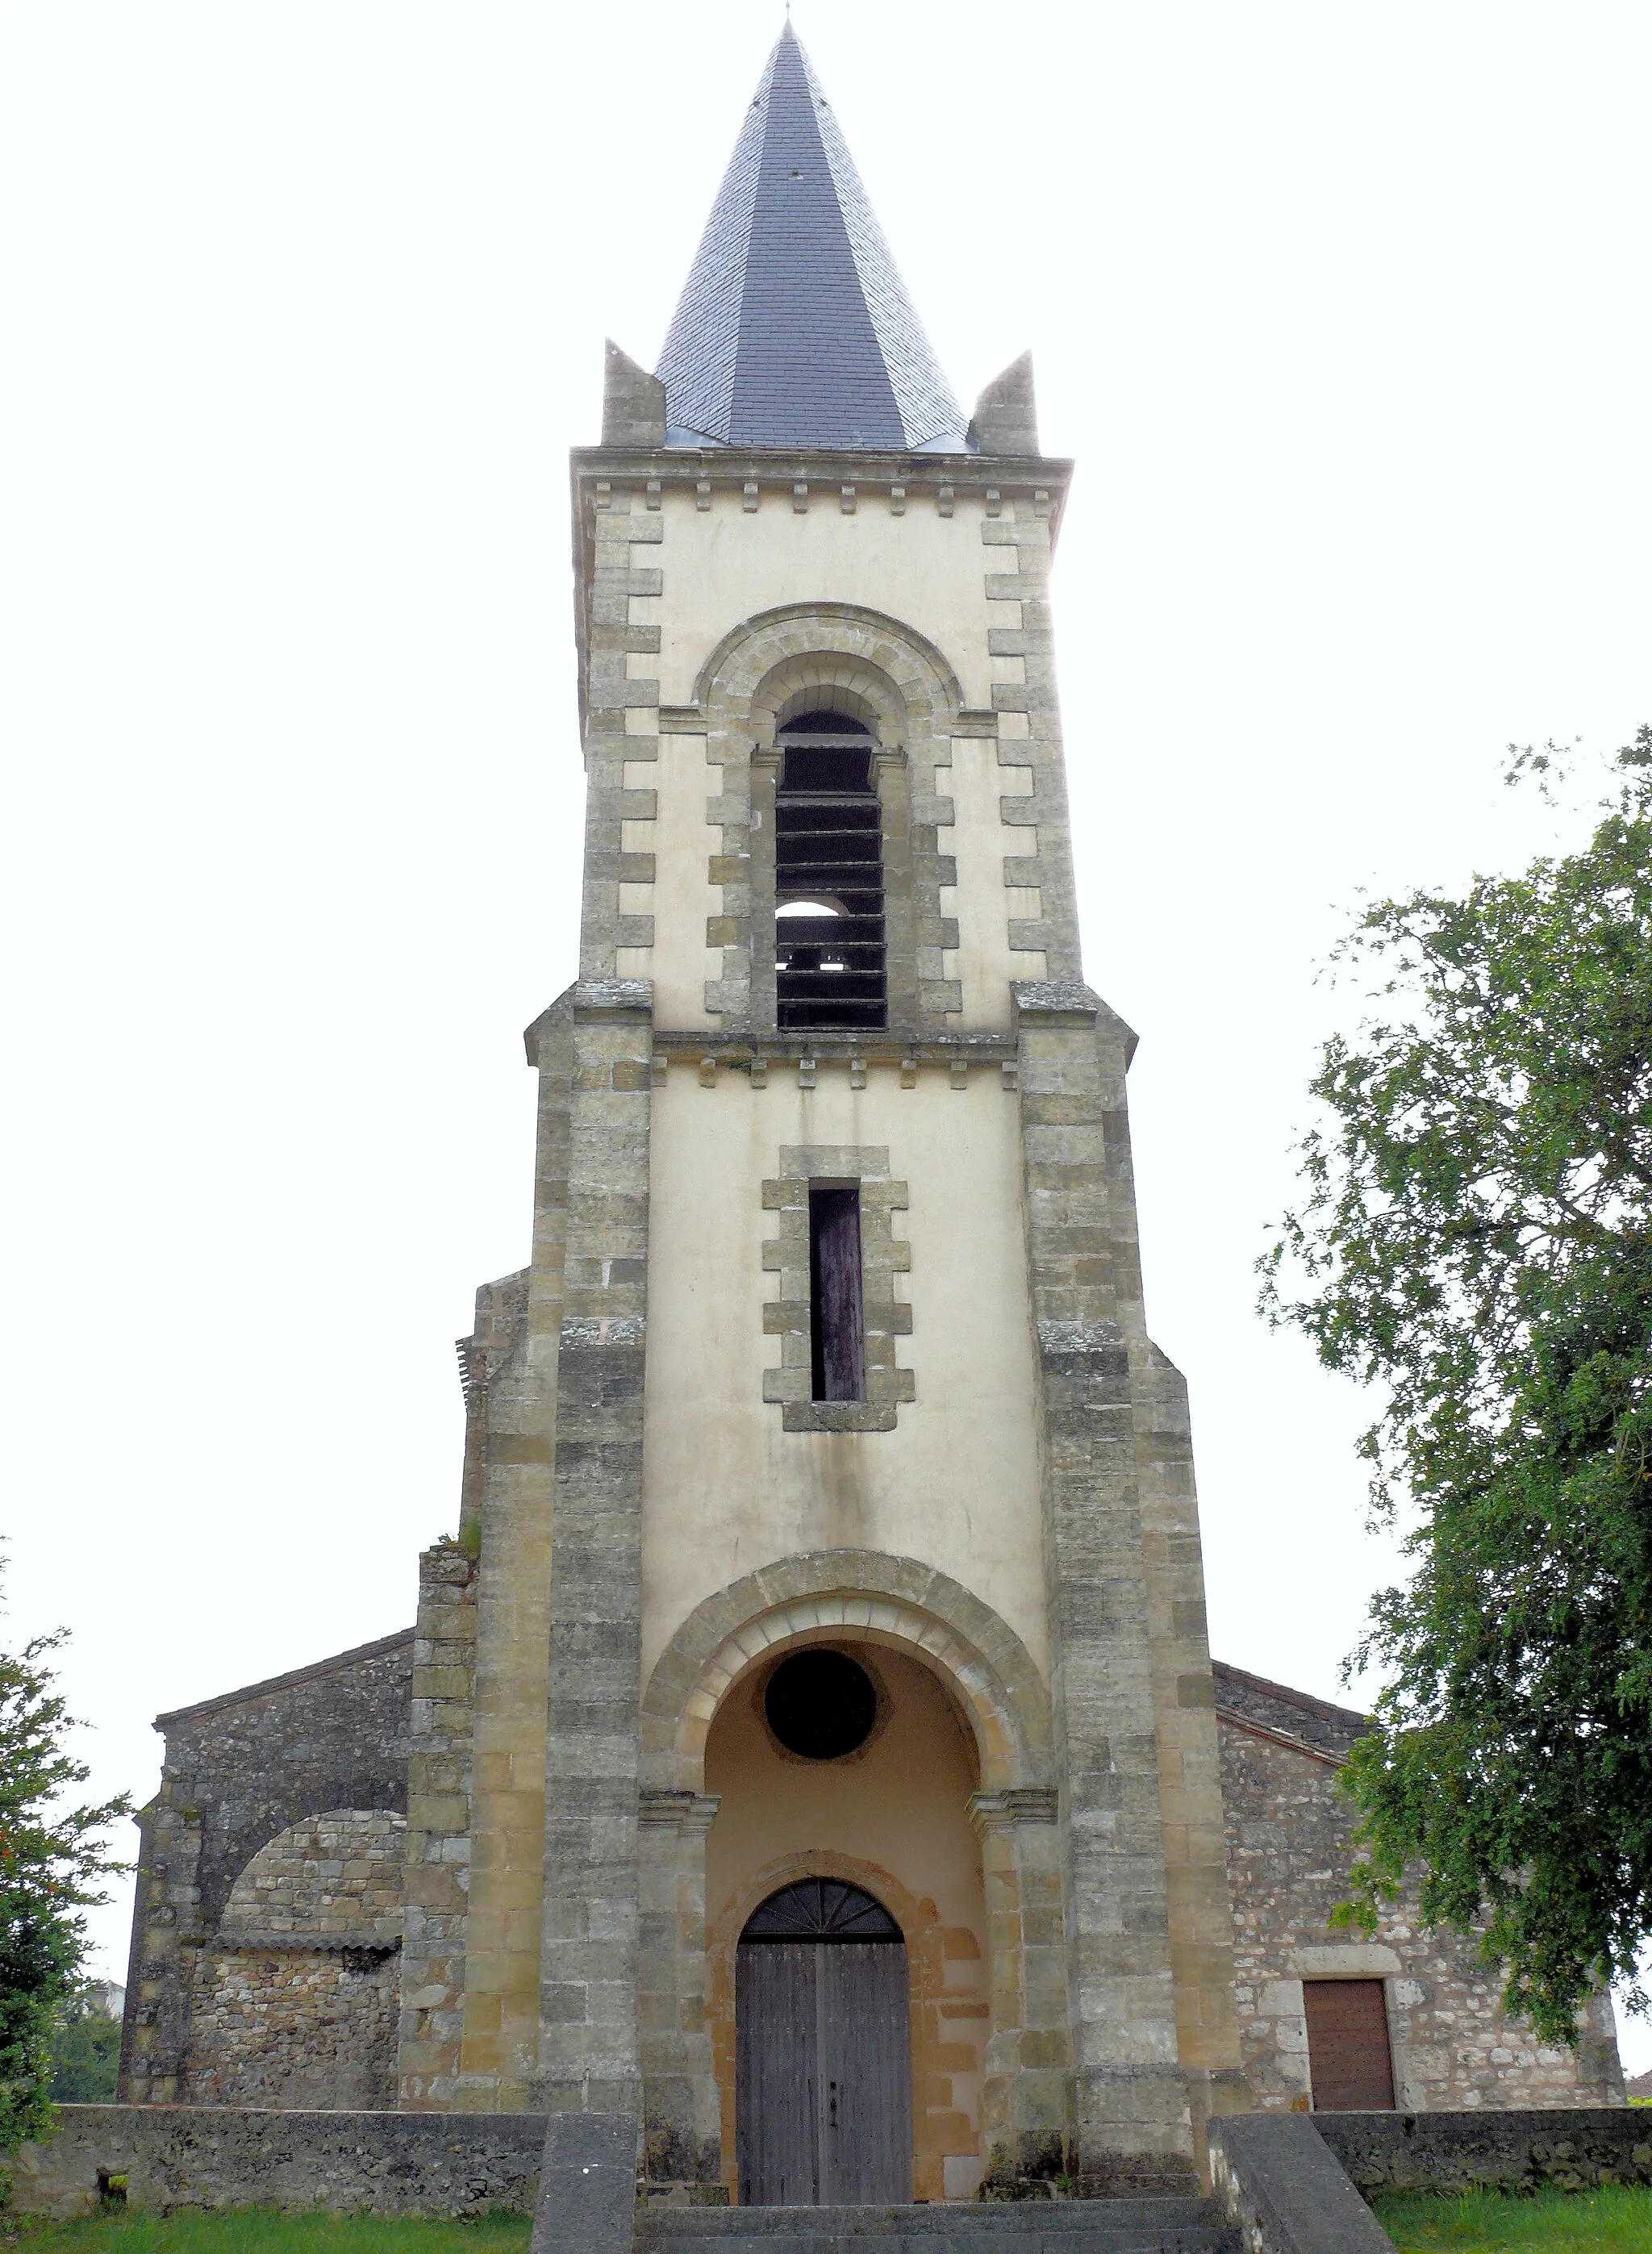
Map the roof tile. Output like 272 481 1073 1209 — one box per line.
656 26 968 452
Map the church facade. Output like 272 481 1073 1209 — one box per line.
119 25 1622 2207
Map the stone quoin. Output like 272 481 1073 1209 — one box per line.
117 18 1621 2212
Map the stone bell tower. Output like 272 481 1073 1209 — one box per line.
395 19 1248 2206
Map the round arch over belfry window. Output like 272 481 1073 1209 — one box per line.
640 1550 1053 1798
690 600 966 753
688 603 970 1038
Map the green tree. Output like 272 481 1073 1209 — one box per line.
47 1983 123 2103
0 1575 130 2154
1262 728 1652 2046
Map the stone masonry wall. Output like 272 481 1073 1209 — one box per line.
121 1631 413 2104
10 2107 544 2219
183 1810 405 2108
185 1947 401 2110
398 1542 478 2107
1214 1664 1622 2113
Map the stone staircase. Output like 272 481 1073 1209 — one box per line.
638 2196 1241 2254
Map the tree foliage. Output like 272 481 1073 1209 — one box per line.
1261 728 1652 2044
0 1576 130 2154
47 1983 123 2103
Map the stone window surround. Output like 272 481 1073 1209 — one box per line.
677 603 1045 1033
761 1144 913 1433
1258 1947 1412 2112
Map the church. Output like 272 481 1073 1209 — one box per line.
118 22 1621 2210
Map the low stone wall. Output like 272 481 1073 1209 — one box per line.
1208 2114 1395 2254
1317 2109 1652 2196
9 2106 544 2218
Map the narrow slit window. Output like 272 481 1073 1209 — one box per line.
809 1186 864 1401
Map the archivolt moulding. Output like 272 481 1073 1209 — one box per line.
640 1549 1053 1797
690 602 966 744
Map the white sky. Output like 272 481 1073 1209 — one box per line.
3 0 1650 2065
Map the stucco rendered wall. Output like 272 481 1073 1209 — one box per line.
642 485 1007 715
620 732 720 1025
609 484 1046 1033
703 1644 991 2202
638 1062 1048 1686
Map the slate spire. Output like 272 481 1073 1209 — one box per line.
655 24 968 452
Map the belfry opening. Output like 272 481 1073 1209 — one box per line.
774 712 886 1030
111 12 1626 2227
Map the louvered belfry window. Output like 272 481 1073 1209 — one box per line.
774 714 886 1030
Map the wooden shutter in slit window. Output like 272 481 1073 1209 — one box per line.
1303 1979 1395 2110
810 1188 864 1402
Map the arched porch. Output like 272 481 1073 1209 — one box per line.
636 1551 1069 2202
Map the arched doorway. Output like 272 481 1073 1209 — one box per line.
736 1877 913 2206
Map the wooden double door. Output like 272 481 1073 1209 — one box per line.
735 1879 913 2206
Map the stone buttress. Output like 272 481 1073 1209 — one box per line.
109 27 1625 2186
400 257 1248 2202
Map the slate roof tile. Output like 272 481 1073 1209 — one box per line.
656 25 968 453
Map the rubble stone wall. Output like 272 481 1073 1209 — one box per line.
120 1633 412 2104
9 2106 544 2219
181 1810 407 2107
1216 1677 1622 2113
185 1947 401 2110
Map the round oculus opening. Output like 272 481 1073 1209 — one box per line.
764 1648 878 1762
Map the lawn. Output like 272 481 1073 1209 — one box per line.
1 2212 532 2253
1375 2185 1652 2251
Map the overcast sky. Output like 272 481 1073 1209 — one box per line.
4 0 1650 2058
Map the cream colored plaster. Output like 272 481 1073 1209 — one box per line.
612 729 718 1026
703 1644 988 2201
704 1647 982 1953
937 741 1045 1027
639 1066 1048 1683
651 485 1000 712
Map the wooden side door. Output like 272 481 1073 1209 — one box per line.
1303 1977 1396 2110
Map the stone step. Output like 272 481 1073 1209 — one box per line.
639 2196 1240 2254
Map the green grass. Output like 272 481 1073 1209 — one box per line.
11 2193 1652 2254
1375 2185 1652 2252
1 2210 532 2253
